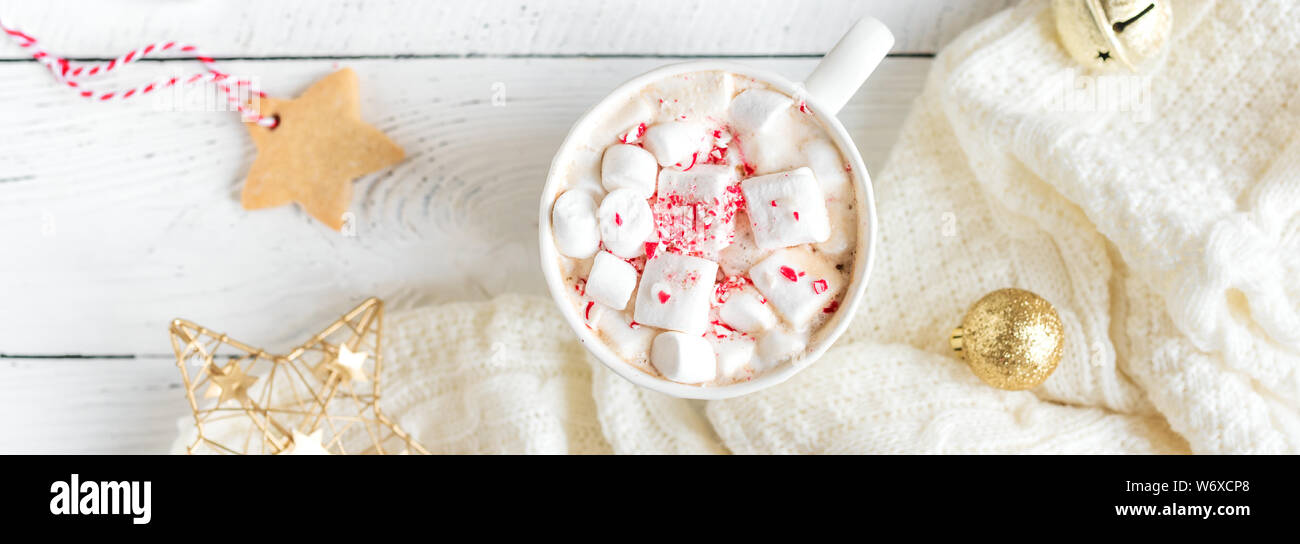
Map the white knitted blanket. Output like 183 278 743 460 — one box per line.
179 0 1300 454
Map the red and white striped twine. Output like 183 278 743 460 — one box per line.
0 18 277 128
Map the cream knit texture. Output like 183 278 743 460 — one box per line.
174 0 1300 454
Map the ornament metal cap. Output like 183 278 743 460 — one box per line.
950 288 1064 391
1053 0 1172 71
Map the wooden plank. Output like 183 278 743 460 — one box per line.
0 0 1011 58
0 57 930 355
0 356 188 453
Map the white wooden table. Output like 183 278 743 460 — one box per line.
0 0 1011 453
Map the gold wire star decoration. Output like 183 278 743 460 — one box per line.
283 429 331 456
169 297 428 455
206 362 259 405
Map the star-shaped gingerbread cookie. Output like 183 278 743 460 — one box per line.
241 68 404 230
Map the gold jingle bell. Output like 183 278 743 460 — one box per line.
949 288 1064 390
1053 0 1172 71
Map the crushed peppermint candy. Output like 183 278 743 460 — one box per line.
812 279 828 294
618 122 648 144
676 151 699 171
625 254 646 273
708 319 742 340
652 181 744 258
704 129 732 164
779 266 799 282
714 274 752 304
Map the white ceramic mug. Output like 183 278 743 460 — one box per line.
538 17 894 399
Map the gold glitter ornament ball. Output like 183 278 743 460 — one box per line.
949 288 1064 390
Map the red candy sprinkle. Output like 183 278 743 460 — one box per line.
658 291 671 304
714 274 751 304
812 279 828 294
584 301 595 320
779 266 799 282
823 300 840 314
618 122 648 144
709 320 740 339
793 211 800 221
770 200 778 207
614 213 623 226
644 241 658 259
681 151 699 171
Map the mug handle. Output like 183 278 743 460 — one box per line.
802 16 895 115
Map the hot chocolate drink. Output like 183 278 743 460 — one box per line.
549 70 859 386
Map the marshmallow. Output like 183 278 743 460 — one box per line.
718 212 767 275
743 129 803 176
802 138 852 201
728 90 798 175
749 248 844 330
815 199 856 259
594 303 657 360
728 89 793 136
567 149 606 195
710 334 756 379
642 121 709 169
657 164 734 203
755 329 806 370
741 167 831 249
552 190 601 258
586 251 639 310
651 331 717 384
601 144 658 198
649 71 735 120
633 251 718 335
597 189 654 258
655 165 739 258
718 288 778 334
